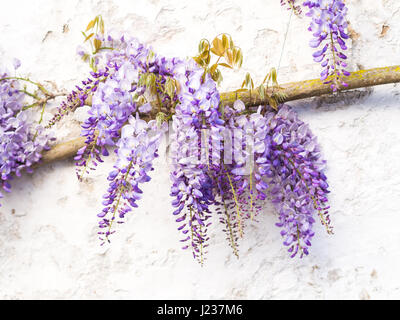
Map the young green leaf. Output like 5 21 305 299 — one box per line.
84 33 94 42
165 77 176 99
85 20 95 32
218 62 233 69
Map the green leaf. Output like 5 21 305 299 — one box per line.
245 72 251 88
274 91 288 102
218 62 232 69
100 19 105 34
81 53 90 62
262 72 271 85
84 33 94 42
233 47 243 68
271 67 278 86
85 20 95 32
267 95 278 111
224 48 234 66
138 73 147 86
94 38 102 51
212 69 223 85
198 39 209 53
200 50 210 60
258 85 265 100
193 55 207 67
222 34 230 51
210 63 219 76
165 77 176 99
211 37 225 56
147 50 155 64
146 73 156 89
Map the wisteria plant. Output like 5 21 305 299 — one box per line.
0 1 352 264
0 62 58 209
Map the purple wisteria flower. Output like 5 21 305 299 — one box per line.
72 28 332 262
0 67 54 206
303 0 350 91
75 35 150 180
169 58 224 263
211 102 331 258
219 103 270 233
98 114 166 244
260 104 331 257
46 69 109 128
280 0 302 15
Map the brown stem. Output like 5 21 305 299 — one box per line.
40 65 400 166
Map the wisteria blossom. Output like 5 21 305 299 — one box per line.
303 0 350 90
280 0 302 15
0 67 54 207
98 115 166 244
69 26 332 262
170 59 224 263
260 105 331 257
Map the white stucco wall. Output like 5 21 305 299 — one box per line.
0 0 399 299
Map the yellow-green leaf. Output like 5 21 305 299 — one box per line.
204 53 211 65
165 77 176 99
271 67 278 85
94 38 102 50
258 85 265 100
211 68 221 82
262 72 271 85
245 72 251 88
193 56 205 67
210 63 219 76
146 73 156 88
235 88 248 93
81 53 90 62
233 47 243 68
85 20 95 32
198 39 209 53
200 50 209 60
138 73 147 87
100 19 105 34
216 70 223 85
224 48 234 65
268 96 278 111
211 37 225 56
84 33 94 42
218 62 232 69
229 37 235 49
222 34 230 51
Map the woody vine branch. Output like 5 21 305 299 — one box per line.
40 65 400 165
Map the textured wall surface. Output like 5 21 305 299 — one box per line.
0 0 400 299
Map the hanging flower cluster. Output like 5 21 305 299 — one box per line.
0 66 54 207
280 0 302 15
68 24 333 264
98 115 166 244
280 0 350 91
0 7 338 263
0 11 336 263
169 59 224 262
263 105 332 256
303 0 350 91
46 69 108 128
209 101 332 259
